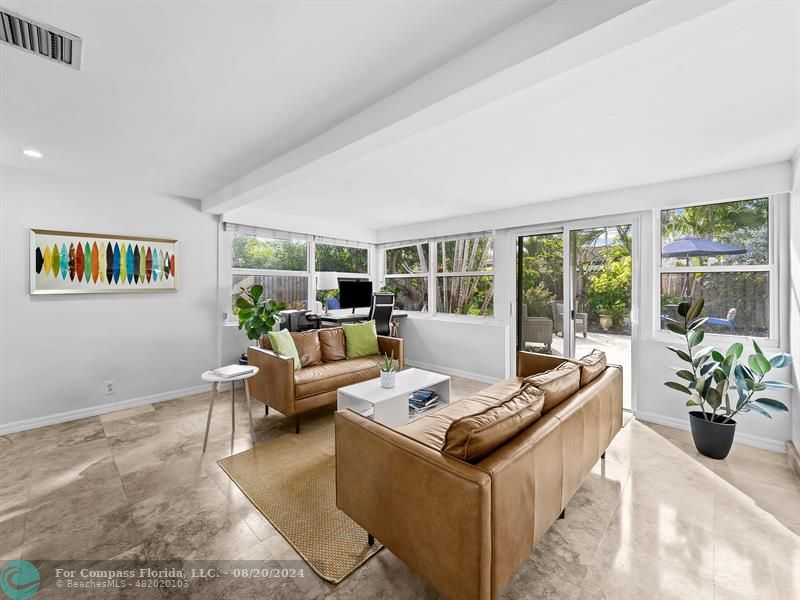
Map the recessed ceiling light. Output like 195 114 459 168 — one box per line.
22 149 43 158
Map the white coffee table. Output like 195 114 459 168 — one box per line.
337 368 450 428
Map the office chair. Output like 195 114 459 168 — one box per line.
368 292 395 336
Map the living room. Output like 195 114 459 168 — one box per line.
1 1 799 599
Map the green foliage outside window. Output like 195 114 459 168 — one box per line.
232 233 307 270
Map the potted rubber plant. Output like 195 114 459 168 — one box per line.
376 350 398 389
664 299 792 459
235 284 287 349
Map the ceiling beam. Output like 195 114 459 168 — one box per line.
202 0 731 214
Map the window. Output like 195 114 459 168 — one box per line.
436 236 494 316
315 243 368 273
658 197 771 338
231 232 309 311
383 243 429 311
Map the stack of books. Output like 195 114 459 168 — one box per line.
408 389 440 416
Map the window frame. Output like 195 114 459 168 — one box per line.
381 234 496 319
382 241 431 313
654 195 778 344
226 231 372 324
313 241 370 275
230 233 312 316
433 234 495 317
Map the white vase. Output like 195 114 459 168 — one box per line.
380 370 396 389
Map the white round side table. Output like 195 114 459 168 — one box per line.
201 366 259 452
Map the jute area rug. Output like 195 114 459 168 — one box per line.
217 421 381 583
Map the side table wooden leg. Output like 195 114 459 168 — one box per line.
203 382 217 452
245 379 255 444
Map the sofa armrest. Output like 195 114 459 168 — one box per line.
247 346 296 416
516 351 575 378
335 410 491 600
377 335 404 370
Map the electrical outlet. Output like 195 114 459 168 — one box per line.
104 380 116 395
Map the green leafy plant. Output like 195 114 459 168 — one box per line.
235 284 287 342
376 350 397 373
663 298 792 422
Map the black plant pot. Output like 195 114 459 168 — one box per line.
688 411 736 459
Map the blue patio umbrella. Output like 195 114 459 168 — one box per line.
661 236 748 316
661 236 746 259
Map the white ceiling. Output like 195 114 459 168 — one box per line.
0 0 549 198
2 1 798 233
246 0 800 230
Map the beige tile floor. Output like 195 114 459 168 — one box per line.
1 376 798 599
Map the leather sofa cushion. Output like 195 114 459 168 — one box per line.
398 378 525 449
442 385 545 463
523 361 580 413
578 350 606 386
290 331 322 368
294 355 381 399
319 327 347 362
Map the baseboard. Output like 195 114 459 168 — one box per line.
403 359 501 385
786 441 800 479
0 384 210 436
635 411 787 454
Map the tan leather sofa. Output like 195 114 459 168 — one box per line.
335 351 622 600
248 327 404 433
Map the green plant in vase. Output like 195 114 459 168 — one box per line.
663 298 792 459
236 284 287 348
376 350 398 388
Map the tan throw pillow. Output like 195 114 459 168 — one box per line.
578 350 606 386
318 327 346 362
442 385 545 463
290 331 322 368
523 361 581 413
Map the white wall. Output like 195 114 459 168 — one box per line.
790 155 800 451
0 166 219 433
398 317 507 383
378 162 794 452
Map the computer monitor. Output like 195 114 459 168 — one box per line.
338 279 372 311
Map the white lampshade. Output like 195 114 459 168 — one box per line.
317 272 339 291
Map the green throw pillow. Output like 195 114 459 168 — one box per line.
343 320 380 359
268 329 301 370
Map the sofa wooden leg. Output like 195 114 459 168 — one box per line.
601 451 606 460
295 415 300 434
367 533 374 546
559 509 565 520
265 405 269 416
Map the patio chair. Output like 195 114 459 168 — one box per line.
706 300 742 334
550 301 587 338
520 305 553 351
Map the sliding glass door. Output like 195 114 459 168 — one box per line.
517 232 565 355
517 221 634 409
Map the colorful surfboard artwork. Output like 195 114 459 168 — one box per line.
30 230 179 294
75 243 84 283
91 242 99 283
119 243 127 284
126 245 134 284
133 245 140 284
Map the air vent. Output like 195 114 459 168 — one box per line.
0 7 81 70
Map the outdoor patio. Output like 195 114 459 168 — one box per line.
524 330 632 409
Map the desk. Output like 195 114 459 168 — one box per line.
318 311 408 336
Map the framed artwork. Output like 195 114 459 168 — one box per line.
30 229 179 294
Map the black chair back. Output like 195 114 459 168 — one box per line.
368 293 395 336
